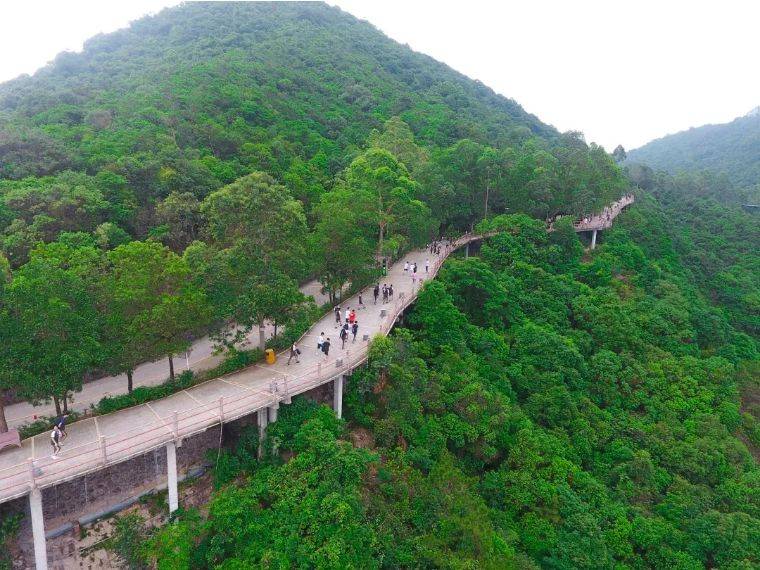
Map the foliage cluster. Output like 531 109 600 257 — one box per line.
113 211 759 568
0 2 627 431
627 109 760 194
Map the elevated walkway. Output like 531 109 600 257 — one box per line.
0 234 486 506
1 196 634 568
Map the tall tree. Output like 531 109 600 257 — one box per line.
0 255 101 417
368 116 429 174
336 148 434 259
154 191 203 252
310 199 375 303
200 171 307 275
233 270 305 351
104 241 210 386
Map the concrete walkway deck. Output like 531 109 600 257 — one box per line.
0 194 637 505
3 278 334 428
0 237 467 503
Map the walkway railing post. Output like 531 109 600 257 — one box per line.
100 436 107 466
27 458 36 488
166 440 179 514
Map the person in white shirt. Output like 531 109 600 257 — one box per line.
317 332 325 354
50 425 62 457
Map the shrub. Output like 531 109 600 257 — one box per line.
109 512 149 570
0 512 21 570
17 411 82 439
95 371 195 415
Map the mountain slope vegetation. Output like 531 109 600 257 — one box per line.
627 109 760 200
0 3 757 569
127 211 759 569
0 1 627 267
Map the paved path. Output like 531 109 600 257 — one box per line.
3 279 335 428
0 194 636 503
0 238 467 503
572 194 635 231
4 193 634 428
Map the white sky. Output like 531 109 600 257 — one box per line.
0 0 758 150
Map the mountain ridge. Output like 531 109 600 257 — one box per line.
627 108 760 189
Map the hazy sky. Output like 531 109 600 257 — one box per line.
1 0 758 150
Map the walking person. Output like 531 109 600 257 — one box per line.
345 306 350 324
322 337 331 359
425 258 429 273
404 261 409 272
56 415 68 441
349 309 356 324
50 425 62 458
317 332 325 354
340 325 348 349
288 341 300 365
413 262 418 274
388 284 394 300
351 321 359 342
382 284 388 304
334 305 341 327
358 292 364 309
373 284 379 305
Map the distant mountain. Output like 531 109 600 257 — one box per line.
627 109 760 190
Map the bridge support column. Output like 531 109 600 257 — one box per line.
257 408 269 459
166 440 179 514
333 376 344 419
591 229 598 250
464 242 470 258
29 488 48 569
268 402 279 423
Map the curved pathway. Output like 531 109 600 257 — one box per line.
0 236 474 503
3 279 334 428
0 194 636 504
4 194 634 428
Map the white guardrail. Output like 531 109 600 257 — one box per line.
0 233 486 503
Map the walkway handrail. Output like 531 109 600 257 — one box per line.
571 193 635 231
0 233 488 503
0 204 637 504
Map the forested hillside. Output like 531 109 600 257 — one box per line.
627 109 760 202
0 2 629 269
0 2 626 431
123 209 759 568
0 2 757 568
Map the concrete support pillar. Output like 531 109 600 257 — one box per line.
591 229 598 250
333 376 344 419
166 440 179 514
29 488 48 569
268 403 279 423
257 408 269 459
464 242 470 258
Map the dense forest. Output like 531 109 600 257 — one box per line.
627 109 760 203
120 203 759 568
0 2 758 569
0 2 626 429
